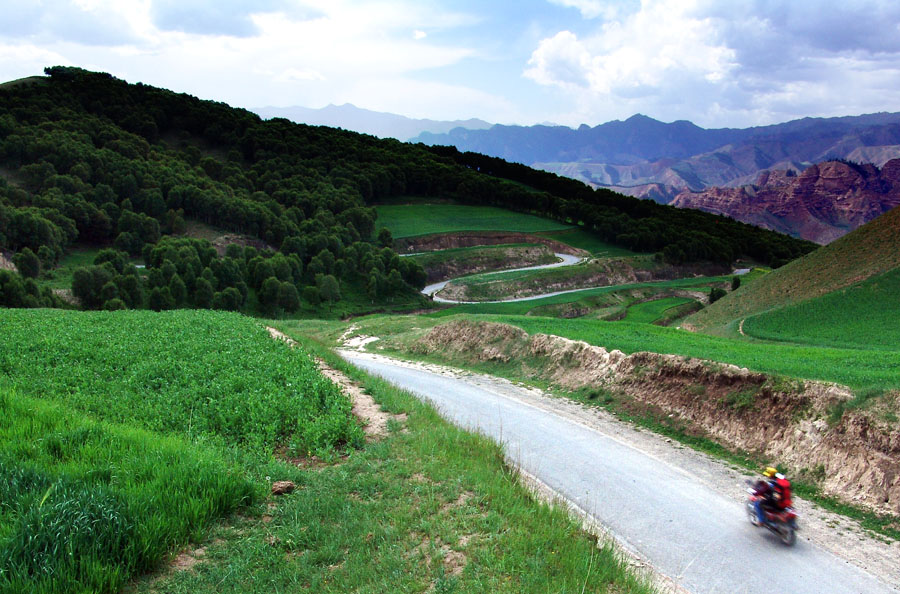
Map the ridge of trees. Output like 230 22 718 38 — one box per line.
0 67 816 312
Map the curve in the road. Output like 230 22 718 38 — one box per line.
422 252 587 303
342 353 897 594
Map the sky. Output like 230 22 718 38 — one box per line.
2 0 900 129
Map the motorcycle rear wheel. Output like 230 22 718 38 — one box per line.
778 525 796 546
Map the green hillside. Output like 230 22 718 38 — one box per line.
375 203 572 237
0 67 813 316
742 266 900 349
687 205 900 334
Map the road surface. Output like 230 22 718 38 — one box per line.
342 351 898 594
423 253 585 303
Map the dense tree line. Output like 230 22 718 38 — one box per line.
425 146 818 266
0 67 814 313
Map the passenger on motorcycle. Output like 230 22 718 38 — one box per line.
752 466 791 526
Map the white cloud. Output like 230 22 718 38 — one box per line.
526 1 735 98
527 0 900 127
414 30 427 40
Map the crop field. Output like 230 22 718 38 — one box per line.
0 388 253 593
374 204 572 238
0 309 361 453
484 315 900 392
0 308 364 593
742 267 900 350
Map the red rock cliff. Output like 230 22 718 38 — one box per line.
670 159 900 243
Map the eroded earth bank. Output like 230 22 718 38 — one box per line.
402 320 900 517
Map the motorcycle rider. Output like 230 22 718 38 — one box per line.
752 466 783 526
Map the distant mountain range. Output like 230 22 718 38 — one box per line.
414 112 900 200
252 103 491 141
414 112 900 242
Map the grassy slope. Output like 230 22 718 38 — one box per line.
743 266 900 349
623 297 695 324
375 204 572 238
129 327 653 594
0 389 253 594
491 315 900 392
687 206 900 334
538 228 639 257
410 243 557 276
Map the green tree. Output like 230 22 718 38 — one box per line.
377 227 393 248
317 274 341 305
258 276 281 312
194 277 214 308
169 273 187 307
302 286 321 306
278 282 300 313
731 276 741 291
13 248 40 279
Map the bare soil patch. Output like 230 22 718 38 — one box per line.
395 231 589 256
0 250 16 272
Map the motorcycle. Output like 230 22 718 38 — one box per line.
746 483 798 546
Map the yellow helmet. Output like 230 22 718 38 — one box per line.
763 466 778 478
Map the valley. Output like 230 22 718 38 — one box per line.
1 69 898 594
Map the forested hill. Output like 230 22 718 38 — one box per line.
0 68 815 312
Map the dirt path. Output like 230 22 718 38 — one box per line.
266 326 405 439
739 318 746 336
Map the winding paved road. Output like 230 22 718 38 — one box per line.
342 352 898 594
422 253 584 303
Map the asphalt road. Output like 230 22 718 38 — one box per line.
343 352 897 594
422 253 584 303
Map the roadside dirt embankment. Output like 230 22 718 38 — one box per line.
411 319 900 516
419 245 558 283
395 231 589 256
438 259 729 302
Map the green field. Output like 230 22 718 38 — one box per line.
0 309 361 453
623 297 696 324
0 389 253 594
539 228 640 257
0 308 652 593
375 204 572 238
0 308 363 592
484 315 900 392
742 267 900 350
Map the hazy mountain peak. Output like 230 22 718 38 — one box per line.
251 103 491 141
